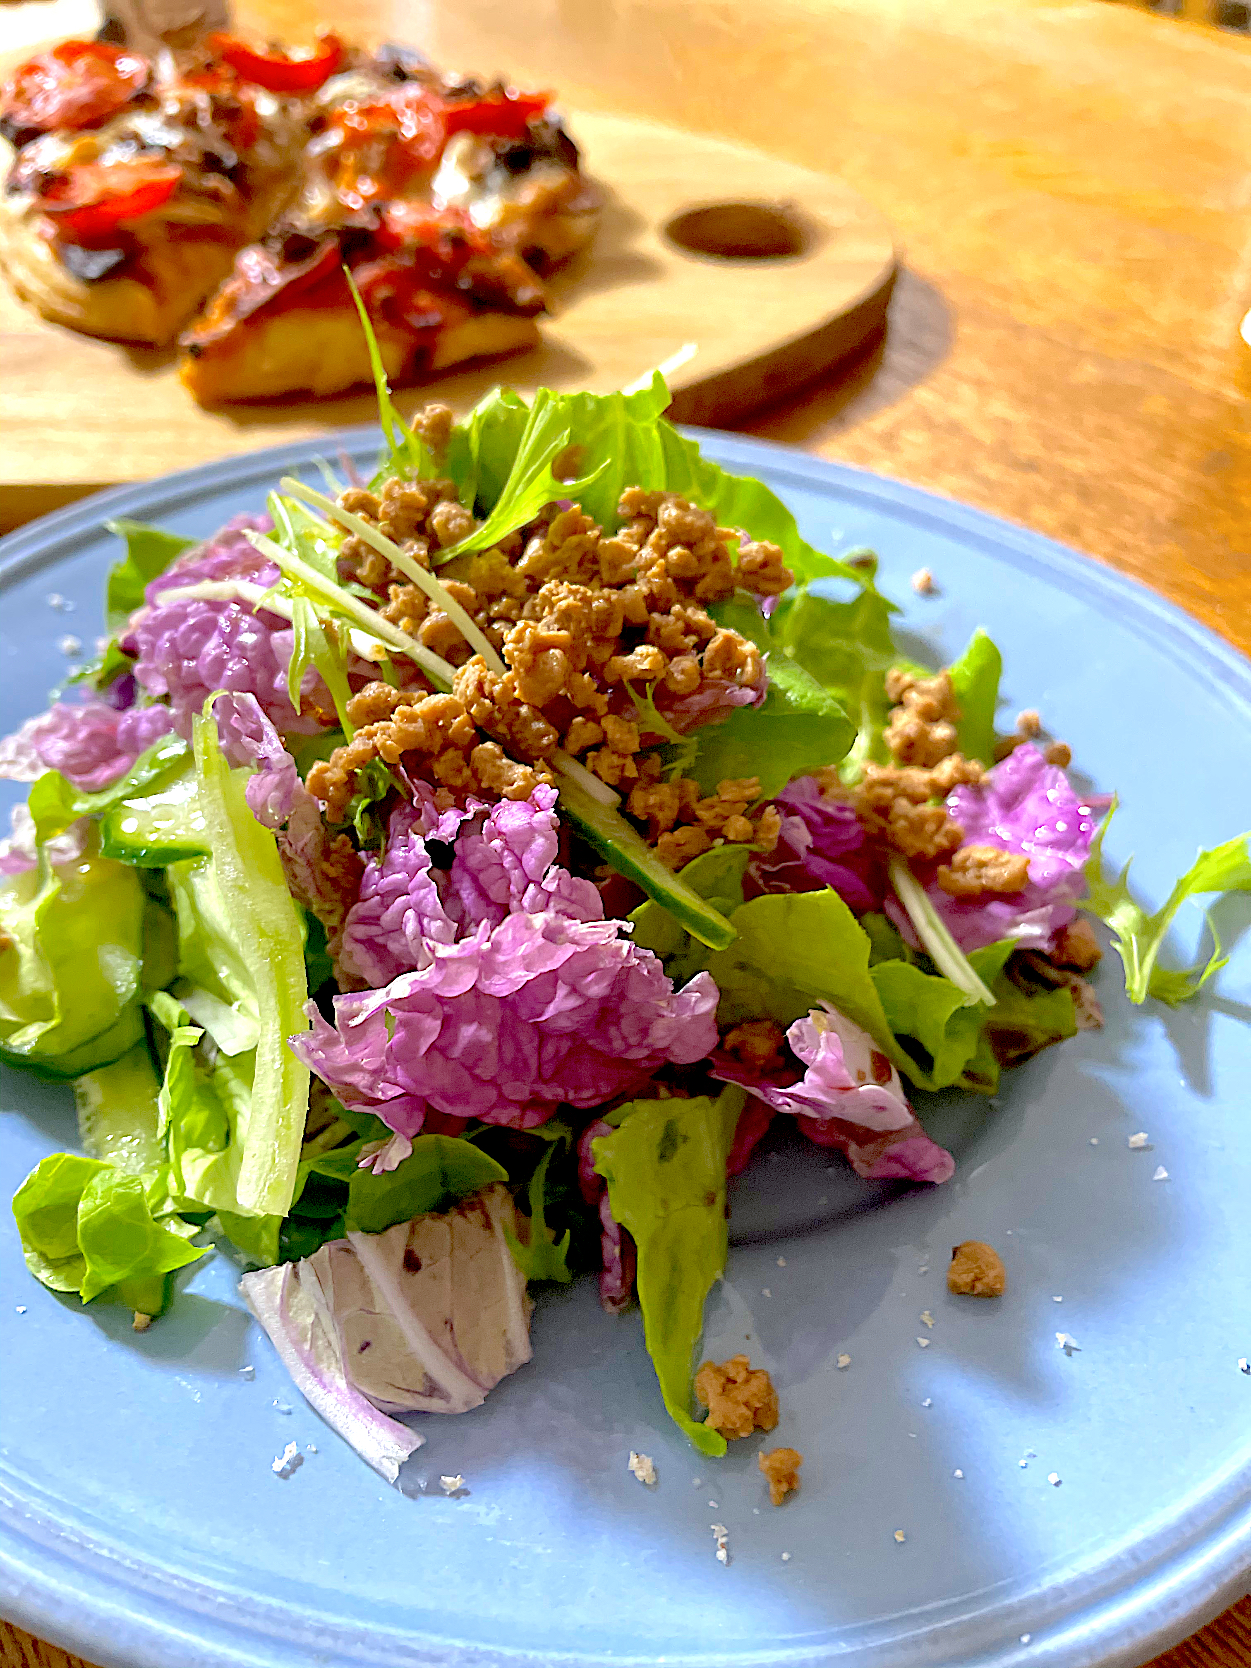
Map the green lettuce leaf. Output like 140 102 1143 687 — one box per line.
730 580 904 776
502 1138 573 1283
982 970 1076 1062
1082 808 1251 1004
104 520 196 635
707 888 897 1048
342 1135 508 1234
186 710 310 1216
442 372 866 585
0 854 146 1076
630 845 751 981
685 654 853 798
591 1085 745 1455
13 1150 203 1309
948 628 1002 767
870 941 1015 1091
147 989 279 1260
28 731 189 845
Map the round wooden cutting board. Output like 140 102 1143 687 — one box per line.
0 109 896 528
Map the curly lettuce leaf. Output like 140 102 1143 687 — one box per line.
948 628 1002 767
1082 808 1251 1005
502 1137 573 1284
104 519 196 635
13 1150 203 1309
0 855 146 1076
443 372 863 585
685 654 853 798
591 1085 745 1455
187 709 310 1216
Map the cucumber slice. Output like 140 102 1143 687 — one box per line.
100 763 209 865
556 775 736 951
75 1041 164 1174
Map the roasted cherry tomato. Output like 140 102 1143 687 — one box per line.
0 41 149 142
441 89 552 141
209 32 344 95
40 161 181 243
327 91 446 202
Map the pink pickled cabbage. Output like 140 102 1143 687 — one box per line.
0 697 174 793
125 515 330 743
887 743 1111 953
577 1118 637 1312
296 787 719 1137
748 776 882 913
714 1005 954 1184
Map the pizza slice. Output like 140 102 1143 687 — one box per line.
178 64 600 403
0 32 341 345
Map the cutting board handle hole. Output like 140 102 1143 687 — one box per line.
663 200 810 261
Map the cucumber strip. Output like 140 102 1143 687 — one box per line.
74 1041 164 1174
557 775 736 951
99 763 209 866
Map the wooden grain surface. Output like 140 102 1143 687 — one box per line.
0 108 897 525
2 0 1249 1663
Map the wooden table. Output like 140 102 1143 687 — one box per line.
2 0 1249 1663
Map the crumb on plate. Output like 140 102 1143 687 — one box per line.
947 1240 1006 1297
628 1451 657 1486
758 1446 803 1506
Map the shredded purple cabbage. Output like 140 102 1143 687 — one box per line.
748 776 883 912
714 1005 954 1184
887 743 1111 953
0 697 175 793
126 515 329 744
296 787 719 1136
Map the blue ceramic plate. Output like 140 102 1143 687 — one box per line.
1 433 1249 1668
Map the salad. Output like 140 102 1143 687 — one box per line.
3 328 1248 1485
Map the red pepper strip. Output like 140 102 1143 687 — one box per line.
210 33 345 95
40 162 181 243
441 89 552 141
1 40 148 137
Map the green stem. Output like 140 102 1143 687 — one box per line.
888 854 996 1007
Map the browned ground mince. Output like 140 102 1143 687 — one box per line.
694 1355 780 1440
310 436 793 865
758 1446 803 1506
307 684 552 823
721 1019 788 1072
937 843 1031 897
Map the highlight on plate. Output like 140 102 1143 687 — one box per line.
2 341 1248 1486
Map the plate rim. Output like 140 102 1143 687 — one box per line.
1 428 1249 1668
